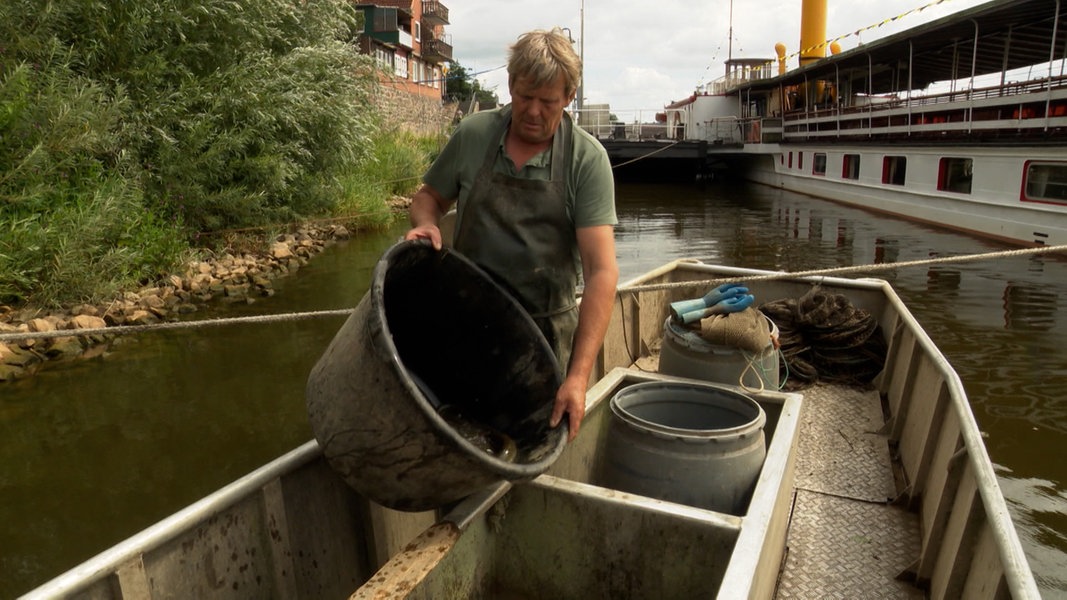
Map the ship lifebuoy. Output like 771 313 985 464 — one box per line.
749 121 761 143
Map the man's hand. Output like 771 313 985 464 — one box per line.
403 224 443 250
550 375 587 442
405 184 451 249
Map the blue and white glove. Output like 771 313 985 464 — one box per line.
677 293 755 324
670 282 750 321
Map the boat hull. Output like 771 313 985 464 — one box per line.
741 148 1067 247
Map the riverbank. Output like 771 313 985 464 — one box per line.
0 198 413 382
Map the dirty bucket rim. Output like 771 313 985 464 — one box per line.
610 380 766 442
375 240 568 477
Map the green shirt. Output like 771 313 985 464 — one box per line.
423 106 617 228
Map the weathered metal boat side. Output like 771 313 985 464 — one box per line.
20 259 1040 599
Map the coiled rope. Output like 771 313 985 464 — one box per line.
1 243 1064 344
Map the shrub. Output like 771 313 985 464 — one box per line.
0 0 385 306
0 54 187 306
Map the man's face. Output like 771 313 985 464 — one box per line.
509 74 574 145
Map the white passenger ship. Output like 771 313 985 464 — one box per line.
657 0 1067 247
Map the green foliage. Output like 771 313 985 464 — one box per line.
335 129 443 228
0 0 385 306
0 180 189 306
138 42 379 232
0 48 185 306
446 62 500 106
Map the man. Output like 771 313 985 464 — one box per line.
404 28 618 442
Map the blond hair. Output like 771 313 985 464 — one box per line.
507 28 582 98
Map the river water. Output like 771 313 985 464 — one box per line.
2 181 1065 597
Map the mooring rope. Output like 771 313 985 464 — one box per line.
614 243 1067 295
0 309 354 344
1 243 1064 344
611 141 683 169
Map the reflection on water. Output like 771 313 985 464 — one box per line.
1003 283 1058 331
2 184 1066 596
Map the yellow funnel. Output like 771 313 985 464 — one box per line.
799 0 827 67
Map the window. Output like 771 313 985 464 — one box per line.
788 152 793 169
813 153 827 176
1023 161 1067 203
938 157 973 194
395 55 408 78
798 152 804 170
375 47 393 69
882 156 907 185
374 8 399 32
842 154 860 179
415 22 422 42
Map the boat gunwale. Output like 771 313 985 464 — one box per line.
18 441 324 600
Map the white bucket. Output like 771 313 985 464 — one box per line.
600 381 767 515
658 315 780 391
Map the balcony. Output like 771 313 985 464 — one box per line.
367 0 413 14
422 35 452 63
365 6 414 49
421 1 449 26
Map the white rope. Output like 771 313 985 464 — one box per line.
0 309 354 343
611 141 683 168
615 243 1067 294
2 242 1064 344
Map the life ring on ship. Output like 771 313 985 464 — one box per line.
749 121 761 143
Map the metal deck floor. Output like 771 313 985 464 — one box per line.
774 383 924 599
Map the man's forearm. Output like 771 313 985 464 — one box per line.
566 269 618 385
409 186 444 228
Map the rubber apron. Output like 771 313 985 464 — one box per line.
453 107 579 373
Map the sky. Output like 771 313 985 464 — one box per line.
444 0 990 118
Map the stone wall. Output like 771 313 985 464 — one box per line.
374 78 458 137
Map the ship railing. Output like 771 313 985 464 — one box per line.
788 73 1067 118
573 108 673 141
693 117 742 145
684 116 781 146
779 73 1067 140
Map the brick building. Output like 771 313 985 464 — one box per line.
354 1 453 100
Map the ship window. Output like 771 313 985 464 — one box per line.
788 152 793 169
1023 162 1067 203
882 156 906 186
798 152 804 170
938 157 972 194
843 154 860 179
813 153 826 176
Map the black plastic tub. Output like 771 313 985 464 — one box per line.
306 241 566 511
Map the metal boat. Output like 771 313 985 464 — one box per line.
21 258 1040 599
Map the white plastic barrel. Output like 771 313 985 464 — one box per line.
600 381 767 515
659 316 780 390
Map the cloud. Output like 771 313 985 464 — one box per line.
445 0 988 111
